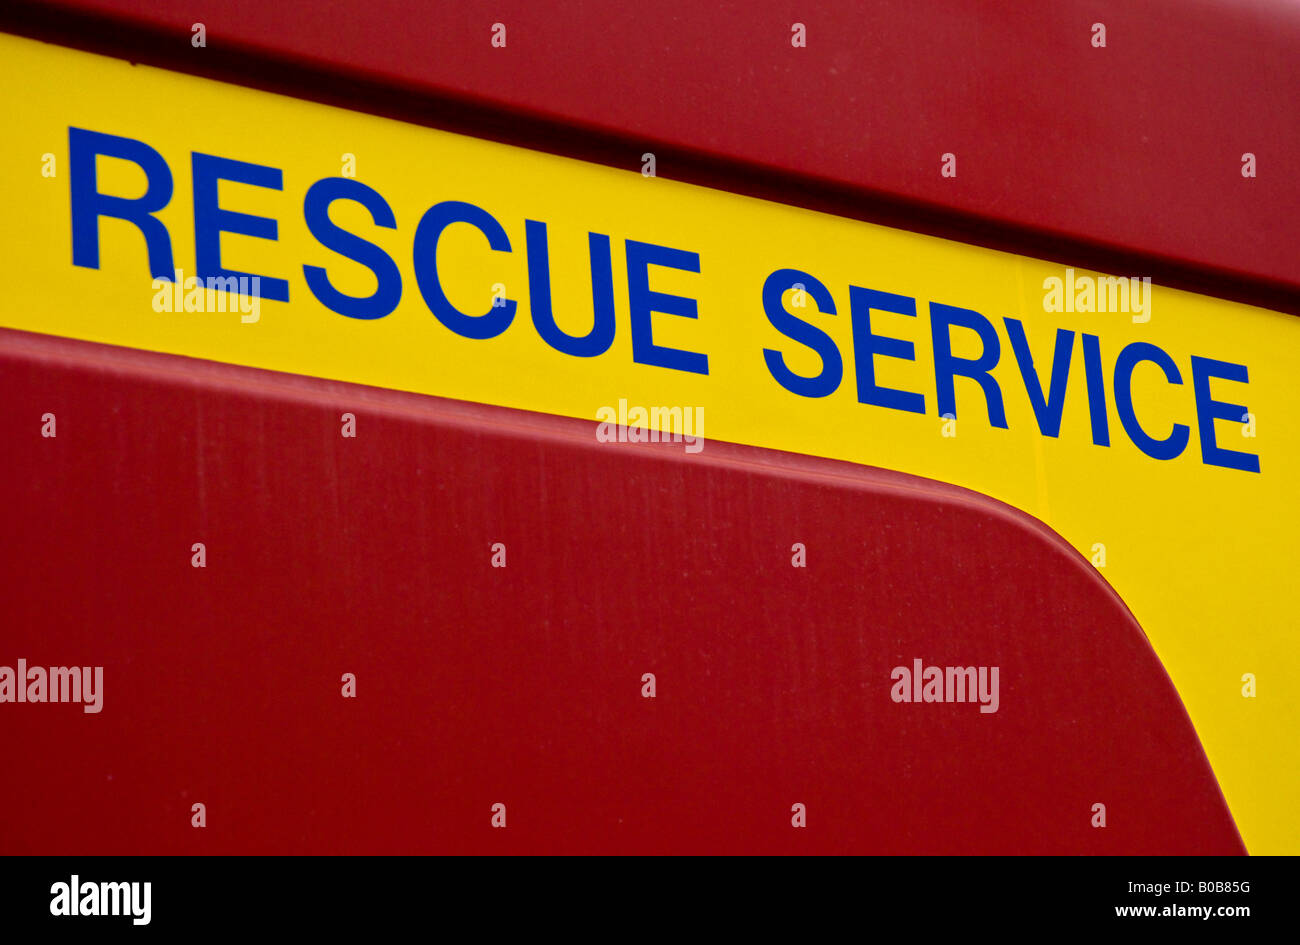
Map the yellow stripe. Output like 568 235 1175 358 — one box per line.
3 32 1296 851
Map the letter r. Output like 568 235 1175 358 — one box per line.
69 127 175 279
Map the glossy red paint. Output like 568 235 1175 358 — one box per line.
5 0 1298 310
0 329 1245 854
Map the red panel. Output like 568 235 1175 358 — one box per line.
0 329 1244 854
5 0 1298 309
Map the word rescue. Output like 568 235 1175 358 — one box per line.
68 127 1259 474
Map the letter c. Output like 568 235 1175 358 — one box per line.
412 200 516 339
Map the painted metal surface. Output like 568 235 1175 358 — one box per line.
5 0 1298 308
3 31 1295 850
0 329 1244 853
1 0 1294 855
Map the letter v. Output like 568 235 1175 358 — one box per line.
1003 318 1075 438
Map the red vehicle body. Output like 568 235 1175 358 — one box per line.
2 0 1295 854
